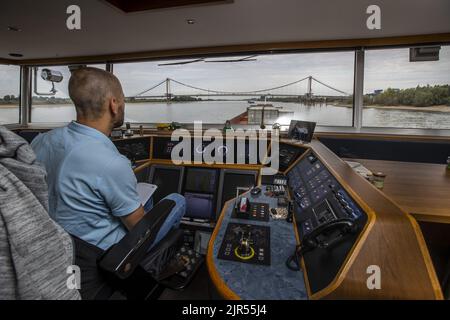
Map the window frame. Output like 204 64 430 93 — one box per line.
0 64 22 126
361 44 450 131
27 64 107 124
111 49 356 128
19 43 450 137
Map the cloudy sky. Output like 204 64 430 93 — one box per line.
1 46 449 98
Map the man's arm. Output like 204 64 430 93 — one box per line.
120 205 145 231
97 156 144 230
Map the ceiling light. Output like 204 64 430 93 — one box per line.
7 26 21 32
186 19 196 25
9 53 23 57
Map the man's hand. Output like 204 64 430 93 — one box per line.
120 205 145 230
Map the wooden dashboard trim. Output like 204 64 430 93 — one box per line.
133 161 151 174
343 158 443 298
410 214 450 225
206 198 241 300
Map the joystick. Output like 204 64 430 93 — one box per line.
235 238 254 259
251 187 261 196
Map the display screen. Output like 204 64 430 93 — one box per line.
221 172 256 208
287 120 316 142
184 168 217 193
184 192 215 220
150 167 182 203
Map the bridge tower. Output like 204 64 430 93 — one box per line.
165 78 172 102
307 76 312 98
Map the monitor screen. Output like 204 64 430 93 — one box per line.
184 168 217 193
287 120 316 142
220 171 256 208
150 167 182 203
184 192 215 220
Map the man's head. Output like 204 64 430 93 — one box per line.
68 67 125 130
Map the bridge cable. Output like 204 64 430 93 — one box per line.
311 77 349 96
134 79 167 97
162 76 311 95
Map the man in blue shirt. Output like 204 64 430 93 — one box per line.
31 67 185 250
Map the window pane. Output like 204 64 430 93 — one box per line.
114 51 354 126
31 64 105 123
0 65 21 125
363 46 450 129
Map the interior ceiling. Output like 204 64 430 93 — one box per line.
104 0 232 13
0 0 449 61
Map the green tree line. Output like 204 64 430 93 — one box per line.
364 85 450 107
0 95 20 104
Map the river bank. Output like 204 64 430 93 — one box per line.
328 103 450 113
2 100 450 129
3 101 450 113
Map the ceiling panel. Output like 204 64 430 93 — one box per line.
0 0 449 61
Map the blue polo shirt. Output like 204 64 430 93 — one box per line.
31 121 141 250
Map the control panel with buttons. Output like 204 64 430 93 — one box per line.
232 202 270 222
286 151 366 237
284 149 368 296
217 223 270 266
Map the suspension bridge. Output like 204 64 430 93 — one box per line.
128 76 351 101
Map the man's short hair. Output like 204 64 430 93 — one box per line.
68 67 122 120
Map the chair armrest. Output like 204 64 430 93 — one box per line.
98 199 176 279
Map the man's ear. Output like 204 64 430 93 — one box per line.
109 96 119 116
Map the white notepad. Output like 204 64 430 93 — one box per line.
137 183 158 206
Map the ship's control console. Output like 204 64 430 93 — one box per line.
41 129 437 299
109 133 441 299
286 151 368 294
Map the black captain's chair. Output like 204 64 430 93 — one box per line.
73 198 187 300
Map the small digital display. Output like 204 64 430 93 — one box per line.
184 192 215 220
185 168 217 193
153 137 182 160
164 141 178 156
287 120 316 143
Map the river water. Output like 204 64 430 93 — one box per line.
1 101 450 129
